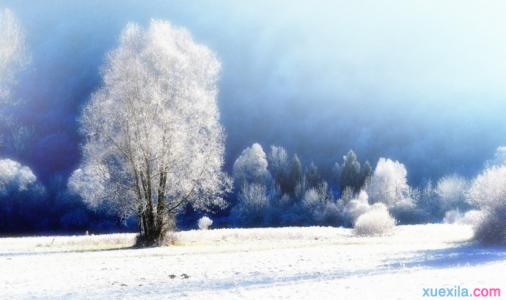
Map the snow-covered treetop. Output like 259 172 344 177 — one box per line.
233 143 270 185
268 145 288 172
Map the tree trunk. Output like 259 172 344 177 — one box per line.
136 170 176 247
136 205 175 247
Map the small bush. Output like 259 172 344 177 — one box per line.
198 216 213 230
354 203 395 236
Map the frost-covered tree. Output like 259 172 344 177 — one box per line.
0 158 37 194
231 144 273 226
467 165 506 245
233 143 270 187
360 160 372 184
0 8 27 102
339 150 361 191
268 145 288 174
301 183 338 225
435 175 470 211
305 162 322 189
335 150 370 193
230 183 270 226
301 182 331 211
411 180 437 222
288 154 304 198
268 145 289 192
366 158 413 209
69 20 230 245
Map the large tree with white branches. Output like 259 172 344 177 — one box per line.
69 20 230 245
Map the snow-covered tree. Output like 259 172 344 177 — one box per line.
288 154 304 198
411 180 439 222
0 8 27 102
338 150 361 191
70 20 230 245
301 185 329 211
366 158 413 209
305 162 322 189
268 145 292 195
230 182 270 226
360 160 372 184
435 175 470 210
268 145 288 174
233 143 270 187
301 183 338 225
335 150 371 193
467 165 506 244
0 158 37 194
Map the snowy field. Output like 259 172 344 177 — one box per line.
0 224 505 299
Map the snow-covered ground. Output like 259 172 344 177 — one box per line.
0 224 505 299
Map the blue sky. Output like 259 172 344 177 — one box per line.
3 0 506 184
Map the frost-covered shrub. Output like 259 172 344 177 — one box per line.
468 165 506 244
354 203 395 236
198 216 213 230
